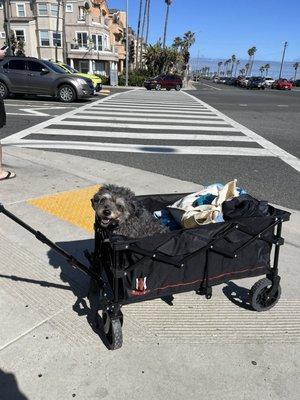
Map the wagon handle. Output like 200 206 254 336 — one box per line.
0 203 102 284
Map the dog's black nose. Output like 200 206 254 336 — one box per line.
103 209 111 216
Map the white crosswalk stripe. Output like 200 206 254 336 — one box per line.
2 89 300 171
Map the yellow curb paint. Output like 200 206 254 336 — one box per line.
28 185 100 233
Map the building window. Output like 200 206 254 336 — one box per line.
50 4 58 17
78 6 86 21
94 60 106 75
65 3 73 13
91 34 103 51
40 30 50 46
76 32 88 49
53 32 61 47
104 35 109 51
14 29 25 42
38 3 48 16
16 3 26 17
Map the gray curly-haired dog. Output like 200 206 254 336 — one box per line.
91 184 169 238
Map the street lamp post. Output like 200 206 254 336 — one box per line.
279 41 288 79
125 0 129 86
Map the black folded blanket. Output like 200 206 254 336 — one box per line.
222 194 272 220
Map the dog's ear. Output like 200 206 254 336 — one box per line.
131 199 143 216
91 192 100 210
91 186 106 209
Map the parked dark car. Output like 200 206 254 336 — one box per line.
271 79 292 90
294 79 300 87
227 77 237 86
0 57 95 102
248 76 266 89
144 74 183 91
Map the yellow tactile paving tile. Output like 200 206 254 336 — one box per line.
28 185 100 233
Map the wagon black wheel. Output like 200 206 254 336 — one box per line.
102 311 123 350
249 278 281 312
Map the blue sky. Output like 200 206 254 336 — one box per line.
109 0 300 61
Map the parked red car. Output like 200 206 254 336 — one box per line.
144 74 183 91
271 79 292 90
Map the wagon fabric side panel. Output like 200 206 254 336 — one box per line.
121 216 276 303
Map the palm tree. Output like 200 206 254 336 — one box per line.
259 66 265 76
145 0 151 45
172 36 183 51
230 54 236 76
182 30 196 49
140 0 148 68
223 60 228 76
239 68 245 76
217 61 223 76
225 58 231 76
264 63 270 76
248 46 257 76
234 60 240 77
293 62 299 81
135 0 143 68
163 0 172 48
245 62 250 76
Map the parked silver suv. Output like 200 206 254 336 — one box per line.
0 57 94 102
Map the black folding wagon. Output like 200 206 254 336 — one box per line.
0 192 290 350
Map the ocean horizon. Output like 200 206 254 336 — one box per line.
190 57 299 79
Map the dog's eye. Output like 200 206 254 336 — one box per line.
117 204 124 212
99 198 106 204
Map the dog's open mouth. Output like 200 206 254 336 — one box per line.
100 217 111 226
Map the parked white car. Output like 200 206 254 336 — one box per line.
264 77 275 87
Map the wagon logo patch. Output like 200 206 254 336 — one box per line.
130 277 150 296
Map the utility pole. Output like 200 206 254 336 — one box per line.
3 0 12 56
125 0 129 86
55 0 61 62
62 0 67 63
279 41 288 79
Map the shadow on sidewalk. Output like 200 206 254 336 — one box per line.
47 239 111 349
222 281 253 311
0 369 28 400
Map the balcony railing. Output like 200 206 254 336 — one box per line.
69 43 118 54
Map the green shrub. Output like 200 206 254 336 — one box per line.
118 69 151 86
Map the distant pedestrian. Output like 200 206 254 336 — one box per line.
0 48 16 181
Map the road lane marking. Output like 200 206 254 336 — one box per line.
201 83 222 91
53 120 232 129
91 104 209 112
70 115 226 124
82 111 222 119
183 91 300 172
7 139 270 156
1 89 138 143
36 128 252 141
7 112 58 117
277 105 289 107
87 108 215 115
239 104 248 107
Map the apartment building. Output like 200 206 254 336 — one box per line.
65 0 118 80
0 0 64 60
0 0 120 81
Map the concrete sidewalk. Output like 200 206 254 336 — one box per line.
0 147 299 400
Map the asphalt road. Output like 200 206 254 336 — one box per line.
193 80 300 158
0 88 126 139
1 84 300 210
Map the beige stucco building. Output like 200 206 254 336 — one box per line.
0 0 122 81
